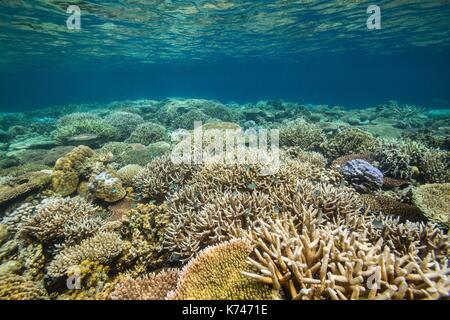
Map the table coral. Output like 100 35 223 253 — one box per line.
412 183 450 228
0 170 51 208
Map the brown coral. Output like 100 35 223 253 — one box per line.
0 274 48 300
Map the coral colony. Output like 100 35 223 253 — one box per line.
0 99 448 300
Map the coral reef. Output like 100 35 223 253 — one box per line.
0 98 449 301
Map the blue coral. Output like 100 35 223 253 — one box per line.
341 159 383 193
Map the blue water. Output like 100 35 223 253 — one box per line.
1 1 450 111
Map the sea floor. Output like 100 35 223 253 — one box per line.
0 98 449 300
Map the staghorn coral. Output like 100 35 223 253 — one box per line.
283 147 327 168
132 155 197 202
279 118 325 150
117 204 170 275
412 184 450 228
47 232 123 278
105 111 144 139
420 149 449 183
366 214 449 261
241 212 450 300
323 128 378 158
0 274 48 300
126 122 168 145
374 139 413 179
168 239 278 300
165 180 361 261
109 269 179 300
21 197 105 244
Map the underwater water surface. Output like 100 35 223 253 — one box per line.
0 0 449 301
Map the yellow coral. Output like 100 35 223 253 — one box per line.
413 183 450 227
0 274 48 300
168 239 278 300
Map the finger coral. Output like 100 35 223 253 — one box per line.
47 232 123 277
167 239 278 300
241 212 450 300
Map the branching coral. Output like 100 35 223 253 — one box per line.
105 111 144 139
420 150 449 183
164 180 361 262
47 232 123 277
0 274 48 300
167 239 278 300
132 155 198 202
126 122 168 145
109 269 179 300
412 184 450 227
323 128 378 158
279 118 325 150
283 147 327 168
52 118 119 145
21 196 105 244
241 212 449 300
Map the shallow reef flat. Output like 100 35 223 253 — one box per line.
0 98 449 300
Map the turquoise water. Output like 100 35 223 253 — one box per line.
1 0 450 110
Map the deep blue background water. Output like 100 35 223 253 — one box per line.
1 48 450 112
